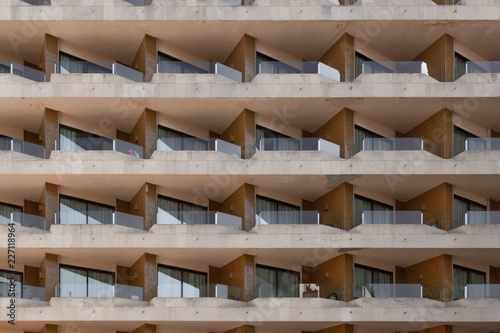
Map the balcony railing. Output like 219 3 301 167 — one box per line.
363 138 424 151
157 211 242 230
0 211 45 230
255 283 326 298
361 211 423 225
55 61 143 82
55 211 144 230
157 137 241 158
0 62 45 82
466 61 500 74
209 284 243 301
465 138 500 151
361 61 429 75
464 211 500 225
0 283 45 301
0 136 45 158
258 61 340 82
256 211 319 225
258 138 340 157
465 284 500 299
361 284 423 298
55 283 143 300
156 61 242 82
56 137 144 158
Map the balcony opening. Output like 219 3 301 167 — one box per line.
453 265 486 300
452 126 483 156
157 195 208 225
256 125 300 151
255 264 300 298
58 265 114 298
157 52 207 74
453 195 486 228
353 195 393 227
157 265 207 298
59 52 111 74
157 126 208 151
354 264 393 299
256 195 301 225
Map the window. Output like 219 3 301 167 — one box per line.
256 52 300 75
354 264 393 298
59 195 114 225
256 195 301 225
453 195 486 228
454 52 468 81
157 265 207 297
0 202 22 225
0 63 10 74
157 52 206 74
354 125 392 154
453 265 486 300
157 195 208 225
0 269 22 298
59 125 113 151
157 126 208 151
255 264 300 298
256 125 300 151
59 265 114 298
59 51 111 74
452 126 485 156
353 195 393 227
354 52 372 78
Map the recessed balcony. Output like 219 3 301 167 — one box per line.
0 136 45 159
256 138 340 157
257 61 341 82
155 60 242 83
157 137 241 158
157 210 242 230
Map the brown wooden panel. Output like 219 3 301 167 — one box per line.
220 109 256 159
41 253 59 301
312 182 353 230
217 254 255 302
131 324 157 333
313 108 354 159
24 199 42 217
219 183 255 231
24 265 40 287
39 182 59 230
116 265 131 285
39 108 59 157
132 34 157 82
130 253 157 301
314 324 354 333
129 183 156 230
409 324 453 333
224 34 256 82
490 266 500 284
38 324 59 333
413 34 454 82
23 130 39 145
131 108 157 159
41 33 58 81
404 182 453 229
320 33 355 82
224 326 254 333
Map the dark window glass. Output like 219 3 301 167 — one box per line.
157 52 206 74
256 125 300 151
453 265 486 300
59 195 114 225
157 265 207 297
353 195 393 227
453 195 486 228
355 52 372 78
256 195 301 225
354 264 393 298
157 195 207 225
157 126 208 151
0 202 23 225
255 264 300 298
354 125 392 154
59 51 111 74
59 265 114 298
59 124 113 151
0 270 23 298
454 52 468 81
452 126 485 156
256 52 300 74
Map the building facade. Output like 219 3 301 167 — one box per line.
0 0 499 333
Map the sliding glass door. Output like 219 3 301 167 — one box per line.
354 125 392 154
59 125 113 151
354 264 393 298
0 202 22 225
157 265 207 298
59 195 114 225
453 196 486 228
59 265 114 298
256 196 301 225
256 125 300 151
157 126 208 151
255 264 300 298
0 270 22 298
157 195 208 225
353 195 393 227
453 265 486 300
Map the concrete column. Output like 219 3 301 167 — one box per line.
129 183 157 230
130 253 157 301
131 108 158 159
40 253 59 301
302 254 353 301
39 108 59 157
224 326 254 333
40 33 58 81
413 34 454 82
312 182 353 230
224 34 256 82
39 182 59 230
219 109 256 159
132 34 157 82
219 183 256 231
319 33 355 82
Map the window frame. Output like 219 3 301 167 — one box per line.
59 264 115 298
255 264 301 298
157 264 208 298
59 194 115 225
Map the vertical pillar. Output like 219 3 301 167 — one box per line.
131 108 157 159
319 33 355 82
39 108 59 157
132 34 157 82
224 34 256 82
40 253 59 301
219 109 256 159
219 183 256 231
40 33 58 81
40 182 59 230
130 253 157 301
129 183 157 230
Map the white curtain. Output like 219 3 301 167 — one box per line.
277 270 299 297
59 266 87 297
256 196 300 225
88 270 114 297
158 266 182 297
183 270 207 297
158 196 207 225
60 197 87 225
87 202 113 225
158 126 207 151
255 266 277 297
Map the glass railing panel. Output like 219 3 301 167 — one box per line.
363 138 423 151
316 138 341 156
209 284 243 301
114 139 144 158
157 61 242 82
465 211 500 225
466 61 500 74
112 62 143 82
362 61 428 75
23 285 45 301
56 61 142 81
157 137 240 157
0 281 22 298
466 138 500 151
21 0 49 4
465 284 500 299
211 138 242 158
157 210 209 225
214 63 242 82
114 283 143 301
123 0 146 5
113 211 144 230
365 284 422 298
258 138 340 156
256 211 319 225
208 211 242 230
6 63 46 82
56 283 88 297
0 137 45 158
258 61 340 81
0 211 45 230
361 211 422 225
